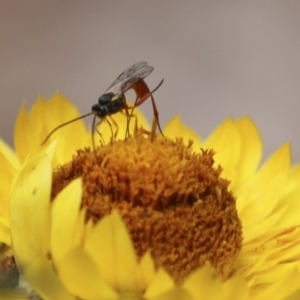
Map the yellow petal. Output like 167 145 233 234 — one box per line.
202 118 241 184
0 216 10 245
134 252 156 291
238 143 291 233
221 273 249 300
14 96 66 164
267 227 300 265
44 93 83 132
0 137 19 169
50 178 83 265
275 165 300 228
287 287 300 300
183 263 249 300
183 264 222 300
58 246 118 300
14 102 31 162
10 148 75 299
0 150 16 226
163 115 202 151
150 287 194 300
26 258 76 300
240 206 288 259
287 267 300 300
232 116 262 192
85 210 138 291
73 208 87 251
10 151 53 267
28 96 48 150
14 97 50 162
240 225 300 299
42 94 91 164
250 264 300 300
144 269 175 299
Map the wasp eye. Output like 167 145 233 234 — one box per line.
92 104 108 118
99 92 114 105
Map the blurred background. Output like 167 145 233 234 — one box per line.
1 2 300 162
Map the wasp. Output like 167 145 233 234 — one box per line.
41 62 164 147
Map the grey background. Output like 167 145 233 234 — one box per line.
1 2 300 163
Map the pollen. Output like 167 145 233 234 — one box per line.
51 134 242 282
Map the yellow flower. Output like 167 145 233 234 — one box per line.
0 94 86 246
9 142 247 299
166 116 300 298
2 95 300 299
0 93 148 245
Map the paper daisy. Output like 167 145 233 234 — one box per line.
1 95 300 299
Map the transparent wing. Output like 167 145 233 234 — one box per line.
105 62 153 95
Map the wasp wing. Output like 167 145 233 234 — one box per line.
105 62 153 96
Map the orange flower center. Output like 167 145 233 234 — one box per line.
51 134 242 282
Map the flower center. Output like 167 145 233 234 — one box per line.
51 134 242 282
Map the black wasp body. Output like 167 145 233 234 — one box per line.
41 61 163 147
92 92 125 118
90 61 154 120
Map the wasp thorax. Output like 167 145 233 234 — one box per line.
51 135 243 283
98 92 114 104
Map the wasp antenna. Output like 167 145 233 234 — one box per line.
41 112 94 145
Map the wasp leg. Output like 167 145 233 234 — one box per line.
94 117 105 149
126 94 162 141
130 79 164 141
121 107 131 139
107 116 119 143
118 108 138 139
127 112 138 138
124 105 155 140
125 107 131 138
102 117 114 143
95 126 105 147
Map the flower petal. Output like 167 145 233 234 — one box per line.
163 115 202 151
43 94 91 164
14 102 31 162
233 116 263 192
150 286 194 300
183 264 222 300
276 165 300 228
0 150 16 229
249 264 300 300
58 246 118 300
239 225 300 299
50 178 83 265
85 210 139 291
238 143 291 234
26 258 76 300
10 147 75 299
44 93 85 134
144 269 175 299
28 96 48 149
0 217 10 245
183 263 249 300
134 252 156 291
10 152 52 266
0 137 19 169
202 118 241 184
